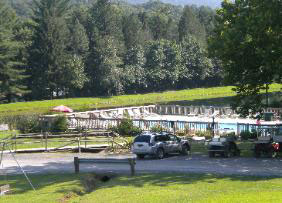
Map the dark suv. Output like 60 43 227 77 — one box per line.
132 132 190 159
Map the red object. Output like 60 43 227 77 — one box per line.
273 143 280 151
52 105 73 113
256 120 261 125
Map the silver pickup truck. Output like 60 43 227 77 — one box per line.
132 132 190 159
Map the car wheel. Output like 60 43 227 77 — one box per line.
181 145 189 155
137 154 145 159
156 148 164 159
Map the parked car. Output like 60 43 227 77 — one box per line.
132 132 190 159
208 136 240 158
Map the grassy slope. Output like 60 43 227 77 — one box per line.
0 84 281 116
1 173 282 203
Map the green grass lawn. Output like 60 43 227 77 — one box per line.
1 173 281 203
0 84 281 116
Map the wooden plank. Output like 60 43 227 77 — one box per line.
74 157 136 175
79 159 129 164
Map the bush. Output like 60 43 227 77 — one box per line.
0 115 42 133
150 125 164 133
195 130 213 140
240 130 258 140
111 118 142 136
51 116 68 133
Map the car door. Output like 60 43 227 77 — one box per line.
169 134 181 152
161 135 171 153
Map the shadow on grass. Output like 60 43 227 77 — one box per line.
1 167 282 198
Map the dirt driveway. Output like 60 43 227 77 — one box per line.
1 152 282 176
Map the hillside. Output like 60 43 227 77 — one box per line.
127 0 222 8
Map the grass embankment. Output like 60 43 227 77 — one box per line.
1 173 282 203
0 84 281 116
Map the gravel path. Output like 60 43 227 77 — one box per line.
1 152 282 176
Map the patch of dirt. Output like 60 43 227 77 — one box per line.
81 173 115 193
58 192 78 203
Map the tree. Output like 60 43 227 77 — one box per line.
209 0 282 117
144 40 182 91
28 0 74 99
178 36 212 88
85 0 124 96
178 6 206 45
123 45 146 93
122 13 143 50
0 1 28 102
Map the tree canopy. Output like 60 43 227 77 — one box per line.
209 0 282 116
0 0 222 103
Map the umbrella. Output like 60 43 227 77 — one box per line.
52 105 73 113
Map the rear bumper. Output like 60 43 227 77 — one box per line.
132 147 157 155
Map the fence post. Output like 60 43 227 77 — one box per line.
45 132 48 152
74 157 79 173
128 158 135 176
84 132 87 149
14 134 17 152
77 137 81 153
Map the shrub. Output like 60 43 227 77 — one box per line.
240 130 258 140
195 130 212 140
51 116 68 133
0 115 42 133
150 125 163 133
111 118 142 136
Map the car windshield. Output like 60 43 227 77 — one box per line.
134 135 151 143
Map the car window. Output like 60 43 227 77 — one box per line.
134 135 151 143
155 135 169 142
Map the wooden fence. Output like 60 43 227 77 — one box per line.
0 132 117 153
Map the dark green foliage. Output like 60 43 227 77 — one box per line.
240 130 258 141
51 116 68 132
111 118 142 136
0 114 41 133
178 6 206 45
0 1 28 102
209 0 282 117
17 115 41 133
0 0 224 103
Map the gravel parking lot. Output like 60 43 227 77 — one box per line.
1 152 282 176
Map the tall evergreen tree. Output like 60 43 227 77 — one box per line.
178 6 206 45
85 0 124 96
122 13 143 50
0 1 28 102
28 0 74 99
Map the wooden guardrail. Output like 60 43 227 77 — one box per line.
74 157 136 176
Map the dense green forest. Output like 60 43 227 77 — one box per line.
127 0 222 8
0 0 222 103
